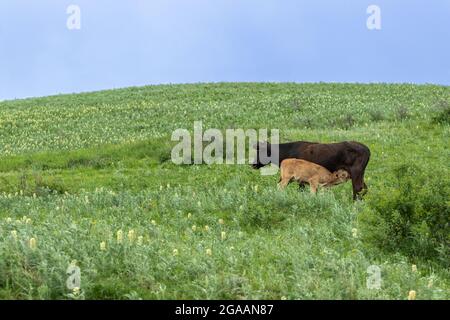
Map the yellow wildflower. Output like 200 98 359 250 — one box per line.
116 230 123 243
128 229 136 242
29 237 37 250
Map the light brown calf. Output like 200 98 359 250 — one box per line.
278 159 350 193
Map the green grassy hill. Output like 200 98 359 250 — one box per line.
0 83 448 299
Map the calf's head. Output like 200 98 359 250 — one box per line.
330 169 350 185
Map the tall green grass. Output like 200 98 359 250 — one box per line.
0 83 448 299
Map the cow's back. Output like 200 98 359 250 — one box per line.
279 141 370 173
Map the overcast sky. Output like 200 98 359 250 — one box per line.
0 0 449 100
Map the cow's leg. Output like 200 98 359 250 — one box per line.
352 148 370 199
360 181 368 196
350 168 365 200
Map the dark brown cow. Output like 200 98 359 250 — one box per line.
252 140 371 200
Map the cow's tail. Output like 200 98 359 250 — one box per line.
362 145 371 171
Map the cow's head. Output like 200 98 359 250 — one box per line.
251 141 272 169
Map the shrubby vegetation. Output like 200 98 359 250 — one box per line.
432 100 450 124
359 164 449 268
0 83 448 299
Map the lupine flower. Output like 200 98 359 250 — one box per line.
172 249 179 256
352 228 358 238
128 229 136 242
187 213 192 219
218 219 224 225
29 237 37 250
408 290 416 300
221 231 227 240
192 225 197 232
411 265 417 273
206 248 212 256
116 230 123 243
100 241 106 251
204 225 210 232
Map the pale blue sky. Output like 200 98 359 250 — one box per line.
0 0 449 100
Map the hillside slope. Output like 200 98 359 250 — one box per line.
0 83 448 299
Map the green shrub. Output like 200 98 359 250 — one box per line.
432 100 450 124
396 105 410 121
329 113 356 130
368 109 385 122
359 164 449 267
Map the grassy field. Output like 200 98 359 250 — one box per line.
0 83 448 300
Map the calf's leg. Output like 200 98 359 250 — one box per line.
298 181 307 191
309 179 318 194
278 178 291 190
